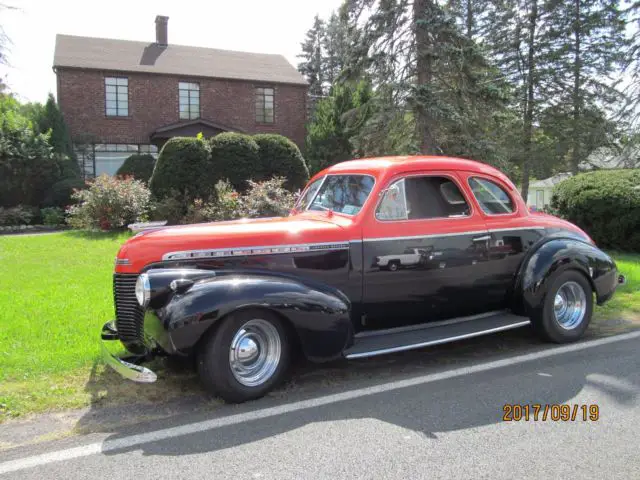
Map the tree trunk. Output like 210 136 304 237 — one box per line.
521 0 538 202
569 0 582 174
466 0 473 38
414 0 436 154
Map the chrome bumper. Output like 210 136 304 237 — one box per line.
100 321 157 383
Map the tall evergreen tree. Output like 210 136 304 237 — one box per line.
323 11 352 86
546 0 627 173
297 15 326 97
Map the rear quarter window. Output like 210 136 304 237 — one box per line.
468 177 515 215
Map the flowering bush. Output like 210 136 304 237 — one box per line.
66 174 151 230
0 205 36 226
241 177 296 218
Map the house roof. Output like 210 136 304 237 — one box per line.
529 172 573 188
53 34 308 86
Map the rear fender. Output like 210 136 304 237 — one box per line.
513 238 618 314
152 271 352 362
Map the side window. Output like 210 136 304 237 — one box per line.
376 176 470 220
468 177 514 215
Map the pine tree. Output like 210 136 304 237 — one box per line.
546 0 627 173
323 11 351 86
483 0 561 199
297 15 326 97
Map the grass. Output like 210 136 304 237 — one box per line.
0 231 131 418
0 231 639 421
595 251 640 320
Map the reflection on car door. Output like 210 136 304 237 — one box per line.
360 172 499 330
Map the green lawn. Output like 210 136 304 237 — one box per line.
595 252 640 320
0 231 638 420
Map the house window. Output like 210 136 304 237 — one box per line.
255 87 274 123
536 190 545 208
179 82 200 120
74 144 158 178
105 77 128 117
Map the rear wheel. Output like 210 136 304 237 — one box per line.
197 309 291 403
531 270 593 343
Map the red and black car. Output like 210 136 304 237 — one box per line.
102 156 625 402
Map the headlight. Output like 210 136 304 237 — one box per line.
135 273 151 308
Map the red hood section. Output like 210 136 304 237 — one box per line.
116 213 356 273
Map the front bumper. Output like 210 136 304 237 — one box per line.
100 321 157 383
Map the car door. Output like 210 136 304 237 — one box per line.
463 174 547 307
360 171 497 329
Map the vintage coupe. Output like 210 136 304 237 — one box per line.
102 156 625 402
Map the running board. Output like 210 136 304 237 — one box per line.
344 311 530 359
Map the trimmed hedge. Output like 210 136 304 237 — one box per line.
116 153 156 183
43 177 87 208
209 133 260 192
551 169 640 251
253 134 309 191
149 137 216 201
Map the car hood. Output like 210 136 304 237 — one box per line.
115 212 356 273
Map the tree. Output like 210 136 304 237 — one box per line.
297 15 326 97
323 11 352 86
546 0 627 174
305 80 373 174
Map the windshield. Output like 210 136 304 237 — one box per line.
301 174 375 216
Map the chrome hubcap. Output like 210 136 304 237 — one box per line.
553 281 587 330
229 318 281 387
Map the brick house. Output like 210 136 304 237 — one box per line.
53 16 308 177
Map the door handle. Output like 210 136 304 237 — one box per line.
472 234 491 242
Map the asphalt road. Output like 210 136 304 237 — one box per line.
1 330 639 479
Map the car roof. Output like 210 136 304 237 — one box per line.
317 155 516 189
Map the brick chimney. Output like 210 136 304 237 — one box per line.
155 15 169 45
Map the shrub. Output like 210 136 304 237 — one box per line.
242 177 296 218
66 174 151 230
148 193 190 225
0 205 36 226
551 169 640 251
149 137 215 201
209 133 260 192
40 207 65 226
253 134 309 191
116 153 156 183
43 177 87 208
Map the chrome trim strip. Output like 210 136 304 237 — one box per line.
161 227 548 261
345 320 531 359
362 229 489 243
115 258 131 266
354 310 510 338
162 241 351 261
488 226 546 233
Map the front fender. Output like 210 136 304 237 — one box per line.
149 272 352 362
515 238 618 314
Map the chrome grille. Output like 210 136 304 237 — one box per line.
113 273 144 346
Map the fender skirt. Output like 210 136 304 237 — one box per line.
144 271 353 362
514 238 618 314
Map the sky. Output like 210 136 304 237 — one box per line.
0 0 343 103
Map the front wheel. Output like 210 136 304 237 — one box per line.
531 270 593 343
197 309 291 403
